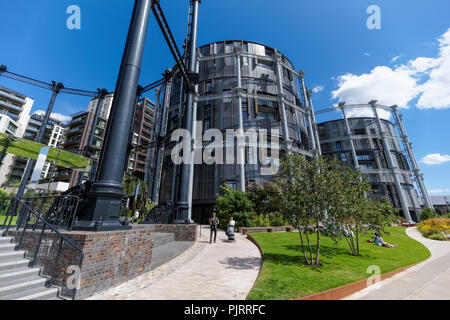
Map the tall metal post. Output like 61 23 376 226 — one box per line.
307 89 322 155
74 0 152 231
146 87 162 199
340 102 360 169
16 81 63 199
392 106 433 209
274 51 292 152
370 101 413 223
174 0 200 224
152 70 173 204
298 72 316 153
235 47 246 192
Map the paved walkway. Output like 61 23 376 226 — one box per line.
345 227 450 300
88 226 261 300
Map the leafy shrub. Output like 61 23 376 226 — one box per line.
216 185 255 230
269 214 288 227
248 215 271 228
427 233 446 241
420 208 438 221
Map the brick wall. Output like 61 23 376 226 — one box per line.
7 224 197 300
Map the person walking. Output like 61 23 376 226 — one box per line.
209 211 219 244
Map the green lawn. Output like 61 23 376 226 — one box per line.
0 133 88 168
247 227 430 300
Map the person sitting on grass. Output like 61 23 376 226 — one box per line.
374 233 397 248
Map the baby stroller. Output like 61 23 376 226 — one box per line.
226 224 236 242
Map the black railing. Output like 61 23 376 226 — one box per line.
0 196 83 300
141 201 174 224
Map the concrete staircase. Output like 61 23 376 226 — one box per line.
150 233 194 271
0 236 61 300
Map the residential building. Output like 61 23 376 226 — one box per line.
0 86 34 186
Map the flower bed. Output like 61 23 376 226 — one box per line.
417 218 450 241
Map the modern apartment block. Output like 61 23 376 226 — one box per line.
154 40 319 222
316 102 432 222
0 86 33 186
63 108 109 186
126 97 155 179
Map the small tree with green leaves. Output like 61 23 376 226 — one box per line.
216 185 255 230
270 153 347 266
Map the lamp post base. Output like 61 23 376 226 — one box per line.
73 190 131 232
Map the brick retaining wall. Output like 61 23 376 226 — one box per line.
7 224 197 299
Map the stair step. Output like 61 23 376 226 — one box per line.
0 259 31 272
0 237 13 245
0 286 59 300
0 275 47 297
0 244 17 252
0 250 25 262
0 267 40 282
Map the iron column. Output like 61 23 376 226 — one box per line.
235 47 246 192
16 81 63 199
174 0 200 224
392 106 433 209
340 102 360 169
299 72 316 153
370 101 413 223
274 51 292 152
74 0 152 231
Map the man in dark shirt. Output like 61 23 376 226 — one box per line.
209 212 219 244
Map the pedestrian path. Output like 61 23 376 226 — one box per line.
345 227 450 300
88 225 262 300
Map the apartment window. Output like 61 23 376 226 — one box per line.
242 43 249 66
341 153 348 162
203 104 212 131
97 119 106 129
95 128 104 137
258 59 274 71
370 128 376 135
205 80 213 94
225 180 237 191
242 100 249 118
223 89 232 103
336 141 342 151
354 129 366 135
93 139 102 148
225 44 234 66
7 122 17 134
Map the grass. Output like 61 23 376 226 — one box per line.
0 133 88 168
0 216 17 226
247 227 431 300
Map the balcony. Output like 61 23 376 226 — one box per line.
0 100 23 113
0 90 25 105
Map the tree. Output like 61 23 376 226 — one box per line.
270 153 346 266
216 185 255 230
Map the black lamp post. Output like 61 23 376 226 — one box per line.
73 0 152 231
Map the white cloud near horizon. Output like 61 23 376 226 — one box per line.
34 110 72 123
429 189 450 195
421 153 450 165
332 28 450 117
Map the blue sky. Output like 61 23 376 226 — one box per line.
0 0 449 194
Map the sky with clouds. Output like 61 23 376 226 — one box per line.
0 0 449 194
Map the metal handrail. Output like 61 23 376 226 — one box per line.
1 197 84 300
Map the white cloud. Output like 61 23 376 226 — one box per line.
429 189 450 194
332 28 450 114
34 110 72 123
363 52 371 57
391 55 401 63
421 153 450 165
312 86 324 93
